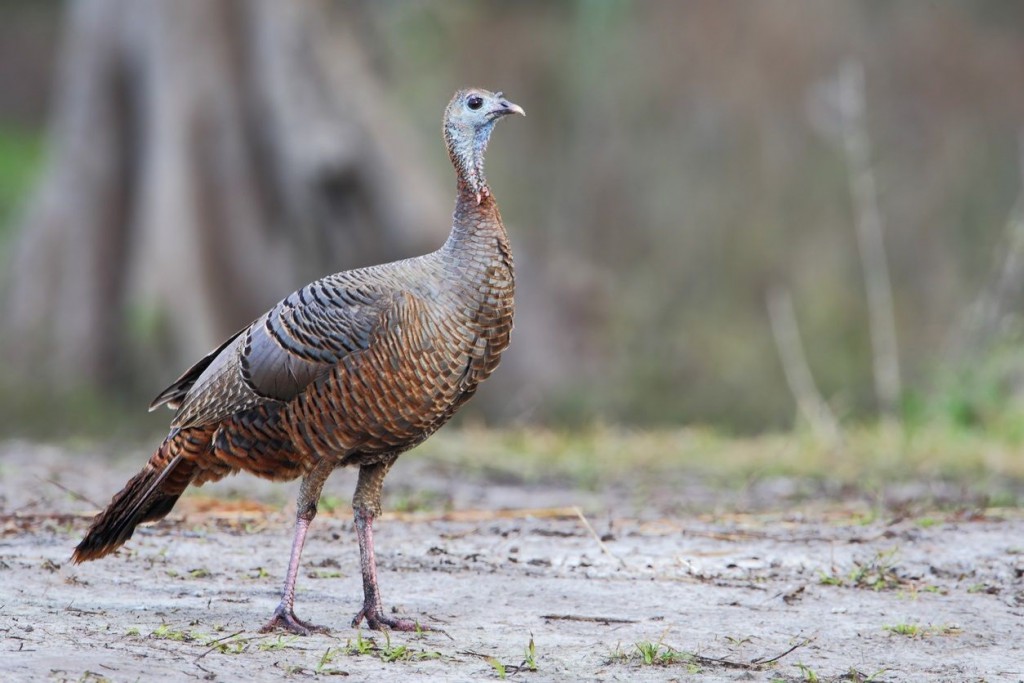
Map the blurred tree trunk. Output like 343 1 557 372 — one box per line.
2 0 446 396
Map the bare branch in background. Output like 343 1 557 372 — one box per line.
952 133 1024 358
766 287 841 446
837 59 903 422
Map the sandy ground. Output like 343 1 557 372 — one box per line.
2 441 1023 682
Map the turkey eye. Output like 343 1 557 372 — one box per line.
467 96 483 110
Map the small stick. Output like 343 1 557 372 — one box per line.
681 636 813 670
37 476 100 509
194 630 247 661
750 636 815 666
541 614 638 624
573 506 626 569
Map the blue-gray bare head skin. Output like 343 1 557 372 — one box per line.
444 88 525 204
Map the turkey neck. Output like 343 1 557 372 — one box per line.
442 178 514 277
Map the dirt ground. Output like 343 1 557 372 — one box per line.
2 440 1023 682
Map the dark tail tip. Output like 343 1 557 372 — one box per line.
71 536 113 564
72 453 190 563
72 491 181 563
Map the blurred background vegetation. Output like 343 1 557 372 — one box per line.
3 0 1024 443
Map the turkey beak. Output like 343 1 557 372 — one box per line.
495 98 525 118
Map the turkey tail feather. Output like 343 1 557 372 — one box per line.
72 448 193 563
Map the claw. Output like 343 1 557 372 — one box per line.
351 605 426 632
260 605 330 636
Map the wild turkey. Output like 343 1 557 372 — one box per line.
72 88 525 634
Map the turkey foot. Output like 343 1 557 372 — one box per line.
260 604 330 636
351 604 425 632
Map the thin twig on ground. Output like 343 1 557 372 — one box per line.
573 506 627 569
541 614 638 624
685 636 814 670
36 476 100 509
194 630 246 661
750 636 815 666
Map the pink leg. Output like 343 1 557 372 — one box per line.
350 507 422 631
261 463 332 635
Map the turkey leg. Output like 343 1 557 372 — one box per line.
350 460 423 631
261 459 333 635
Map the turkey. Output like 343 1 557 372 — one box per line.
72 88 525 634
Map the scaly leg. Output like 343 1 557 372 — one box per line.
349 459 424 631
261 460 333 635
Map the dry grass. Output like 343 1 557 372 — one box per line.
412 423 1024 495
